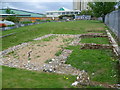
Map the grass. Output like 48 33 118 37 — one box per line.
2 66 76 88
2 20 118 88
42 35 57 41
65 46 118 84
55 49 63 56
80 37 110 44
45 59 52 63
1 20 105 51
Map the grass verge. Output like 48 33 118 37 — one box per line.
2 66 76 88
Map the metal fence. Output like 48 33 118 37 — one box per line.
105 9 120 42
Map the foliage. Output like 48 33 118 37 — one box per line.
5 16 20 23
6 8 15 14
78 10 93 16
46 19 51 22
59 15 75 19
7 24 15 27
116 1 120 9
88 2 116 22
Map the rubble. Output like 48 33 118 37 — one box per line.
80 43 113 49
80 33 108 38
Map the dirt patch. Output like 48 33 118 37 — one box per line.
3 35 75 68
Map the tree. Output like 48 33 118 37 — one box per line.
88 2 116 22
78 10 93 16
5 16 20 23
6 8 15 14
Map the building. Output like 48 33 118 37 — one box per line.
46 7 80 19
73 0 89 11
0 8 51 22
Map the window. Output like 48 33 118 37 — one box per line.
50 13 53 15
75 12 78 14
62 12 65 15
58 12 61 15
66 12 69 14
47 13 49 15
71 12 74 14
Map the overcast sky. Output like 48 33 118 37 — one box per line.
1 1 73 14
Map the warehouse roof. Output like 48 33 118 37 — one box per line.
0 8 45 17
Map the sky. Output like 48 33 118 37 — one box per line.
1 1 73 14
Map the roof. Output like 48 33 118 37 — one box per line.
0 8 45 17
58 7 70 11
46 7 80 13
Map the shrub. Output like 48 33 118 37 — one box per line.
7 24 15 27
5 16 20 23
46 19 51 22
20 21 32 24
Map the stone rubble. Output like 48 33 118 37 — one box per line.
42 49 90 84
72 70 90 86
0 43 29 56
80 33 108 38
69 36 81 46
80 43 113 49
33 34 54 40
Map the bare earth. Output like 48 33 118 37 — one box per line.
4 35 74 68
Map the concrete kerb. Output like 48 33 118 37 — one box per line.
106 30 120 57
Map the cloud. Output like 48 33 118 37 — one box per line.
1 2 73 14
1 0 73 2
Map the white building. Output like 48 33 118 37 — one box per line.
73 0 89 11
46 7 80 18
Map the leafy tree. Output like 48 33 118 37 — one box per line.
78 10 93 16
5 16 20 23
6 8 15 14
88 2 116 22
118 1 120 9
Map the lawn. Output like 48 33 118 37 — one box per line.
65 46 118 84
1 20 118 88
80 37 110 44
2 66 76 88
1 20 105 51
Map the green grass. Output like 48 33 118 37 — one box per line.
2 66 76 88
2 20 118 88
1 20 105 50
55 49 63 56
42 35 57 41
45 59 52 63
65 46 118 84
80 37 110 44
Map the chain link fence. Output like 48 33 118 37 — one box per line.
105 9 120 42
